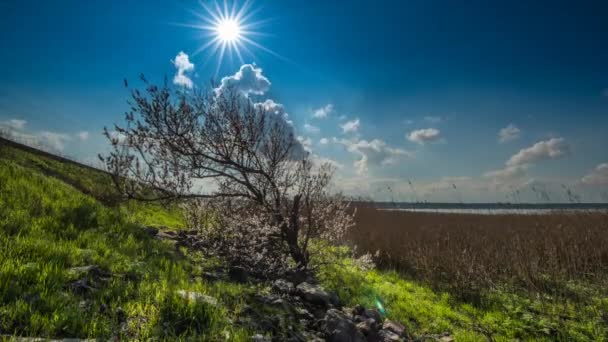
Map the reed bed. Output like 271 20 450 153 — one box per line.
348 206 608 297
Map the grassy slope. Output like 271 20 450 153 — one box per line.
0 143 254 340
1 142 607 341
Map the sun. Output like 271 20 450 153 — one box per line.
216 18 241 43
177 0 283 76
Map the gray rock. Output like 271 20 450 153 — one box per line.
272 279 295 294
382 320 406 337
324 308 366 342
329 291 341 308
176 290 218 306
251 334 271 342
378 329 401 342
296 282 331 306
363 309 383 324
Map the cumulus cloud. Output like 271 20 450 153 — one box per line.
582 163 608 185
483 164 528 181
38 131 71 151
303 123 320 134
319 137 329 145
334 137 412 175
506 137 567 167
215 64 271 96
0 118 27 130
172 51 195 88
340 118 360 134
312 104 334 119
498 124 521 143
77 131 89 141
407 128 441 145
483 137 568 186
297 136 313 152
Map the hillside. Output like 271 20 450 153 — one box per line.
1 139 607 341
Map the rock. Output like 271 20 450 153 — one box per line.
324 308 366 342
272 279 295 294
363 308 383 324
142 226 159 236
251 334 271 342
353 304 365 316
228 266 249 283
67 279 95 294
378 329 401 341
438 336 455 342
295 306 315 321
296 282 331 306
329 291 342 308
355 319 374 336
176 290 218 306
382 320 406 337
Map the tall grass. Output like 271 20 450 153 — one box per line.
348 207 608 297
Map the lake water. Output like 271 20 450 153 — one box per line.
373 203 608 215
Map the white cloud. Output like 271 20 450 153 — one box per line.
0 119 27 130
340 118 360 134
424 116 442 124
334 137 412 175
254 99 293 126
338 115 347 121
77 131 89 141
506 137 567 167
582 163 608 185
407 128 441 145
38 131 71 151
483 164 528 181
303 123 320 134
312 104 334 119
215 64 271 96
319 137 329 145
297 136 313 152
172 51 195 88
498 124 521 143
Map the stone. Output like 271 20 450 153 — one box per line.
353 304 365 316
296 282 331 306
251 334 271 342
363 308 383 324
382 320 406 337
142 226 159 236
439 336 455 342
329 291 341 308
228 266 249 283
67 279 95 294
176 290 218 306
324 308 366 342
272 279 295 294
378 329 401 341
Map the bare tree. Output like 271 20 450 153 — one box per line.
101 78 354 272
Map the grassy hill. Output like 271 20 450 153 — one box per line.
1 138 607 341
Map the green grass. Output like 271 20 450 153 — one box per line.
0 144 254 340
316 246 608 341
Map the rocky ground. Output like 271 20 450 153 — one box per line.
150 227 454 342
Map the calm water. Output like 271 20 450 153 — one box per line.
374 203 608 215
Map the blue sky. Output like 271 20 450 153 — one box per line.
1 0 608 202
